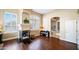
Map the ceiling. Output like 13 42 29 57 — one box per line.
32 9 55 14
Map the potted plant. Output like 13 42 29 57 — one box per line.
23 17 29 24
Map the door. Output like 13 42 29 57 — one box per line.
77 18 79 49
65 19 76 43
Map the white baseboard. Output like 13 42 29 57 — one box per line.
59 37 77 44
3 37 17 41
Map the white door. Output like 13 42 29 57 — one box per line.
77 18 79 49
65 19 76 43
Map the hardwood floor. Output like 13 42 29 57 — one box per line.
1 36 77 50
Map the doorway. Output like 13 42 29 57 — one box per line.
51 17 60 38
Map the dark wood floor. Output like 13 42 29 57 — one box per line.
1 36 77 50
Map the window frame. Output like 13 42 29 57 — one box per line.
30 15 40 30
3 12 18 33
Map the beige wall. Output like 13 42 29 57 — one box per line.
22 9 43 30
0 10 3 31
43 9 78 43
22 9 43 36
0 9 43 41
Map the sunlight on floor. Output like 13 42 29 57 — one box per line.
28 39 42 50
3 43 20 50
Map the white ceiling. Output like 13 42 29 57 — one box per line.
32 9 55 14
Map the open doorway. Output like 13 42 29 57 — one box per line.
51 17 60 38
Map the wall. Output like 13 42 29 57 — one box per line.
0 9 43 41
43 9 78 43
77 16 79 49
0 10 3 31
22 9 43 36
23 9 43 30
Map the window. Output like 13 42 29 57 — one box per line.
3 12 17 33
30 15 40 30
